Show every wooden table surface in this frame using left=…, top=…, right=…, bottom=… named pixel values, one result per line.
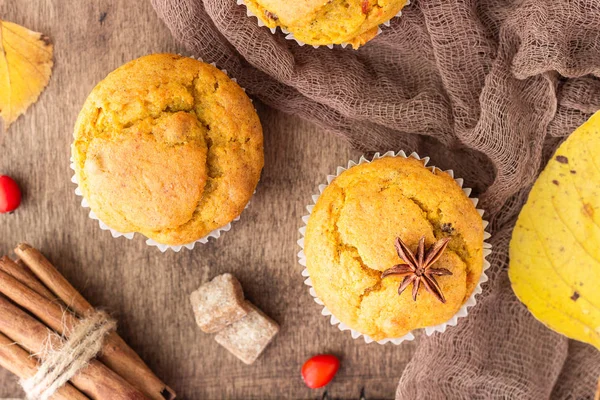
left=0, top=1, right=415, bottom=398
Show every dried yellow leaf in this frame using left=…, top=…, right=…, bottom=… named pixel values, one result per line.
left=0, top=20, right=53, bottom=131
left=509, top=110, right=600, bottom=349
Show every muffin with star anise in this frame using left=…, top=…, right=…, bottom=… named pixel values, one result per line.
left=301, top=154, right=487, bottom=341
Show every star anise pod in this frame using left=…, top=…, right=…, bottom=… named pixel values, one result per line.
left=381, top=236, right=453, bottom=303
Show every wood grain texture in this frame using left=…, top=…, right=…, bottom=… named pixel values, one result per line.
left=0, top=0, right=415, bottom=398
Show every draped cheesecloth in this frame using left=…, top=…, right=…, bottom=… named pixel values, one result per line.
left=150, top=0, right=600, bottom=397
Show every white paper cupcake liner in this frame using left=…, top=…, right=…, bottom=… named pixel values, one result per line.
left=297, top=151, right=492, bottom=344
left=236, top=0, right=410, bottom=49
left=70, top=56, right=255, bottom=252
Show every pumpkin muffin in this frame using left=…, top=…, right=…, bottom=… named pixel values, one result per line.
left=304, top=156, right=484, bottom=340
left=243, top=0, right=408, bottom=48
left=72, top=54, right=263, bottom=246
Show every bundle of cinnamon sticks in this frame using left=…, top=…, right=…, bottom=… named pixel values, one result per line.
left=0, top=243, right=176, bottom=400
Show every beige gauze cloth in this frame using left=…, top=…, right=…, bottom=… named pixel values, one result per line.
left=151, top=0, right=600, bottom=398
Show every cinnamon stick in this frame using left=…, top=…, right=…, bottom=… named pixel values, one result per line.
left=0, top=332, right=88, bottom=400
left=0, top=295, right=147, bottom=400
left=0, top=256, right=56, bottom=301
left=14, top=243, right=176, bottom=400
left=14, top=245, right=91, bottom=314
left=0, top=269, right=70, bottom=333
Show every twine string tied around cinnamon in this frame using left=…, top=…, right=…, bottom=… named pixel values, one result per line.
left=20, top=310, right=116, bottom=400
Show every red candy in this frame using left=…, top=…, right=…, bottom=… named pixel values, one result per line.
left=0, top=175, right=21, bottom=213
left=301, top=354, right=340, bottom=389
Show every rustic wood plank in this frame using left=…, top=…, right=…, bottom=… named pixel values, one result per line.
left=0, top=0, right=415, bottom=398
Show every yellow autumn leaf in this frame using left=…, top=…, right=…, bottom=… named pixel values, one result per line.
left=509, top=110, right=600, bottom=349
left=0, top=20, right=53, bottom=131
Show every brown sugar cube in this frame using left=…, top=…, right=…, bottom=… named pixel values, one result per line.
left=190, top=273, right=249, bottom=333
left=215, top=302, right=279, bottom=365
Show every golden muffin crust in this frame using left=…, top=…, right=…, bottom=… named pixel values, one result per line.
left=304, top=157, right=484, bottom=340
left=72, top=54, right=263, bottom=245
left=244, top=0, right=407, bottom=48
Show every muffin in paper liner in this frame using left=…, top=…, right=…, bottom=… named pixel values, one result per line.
left=70, top=56, right=257, bottom=253
left=236, top=0, right=410, bottom=49
left=297, top=151, right=492, bottom=344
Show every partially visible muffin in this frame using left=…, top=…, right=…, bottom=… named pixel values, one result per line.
left=244, top=0, right=408, bottom=48
left=304, top=156, right=484, bottom=340
left=72, top=54, right=263, bottom=246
